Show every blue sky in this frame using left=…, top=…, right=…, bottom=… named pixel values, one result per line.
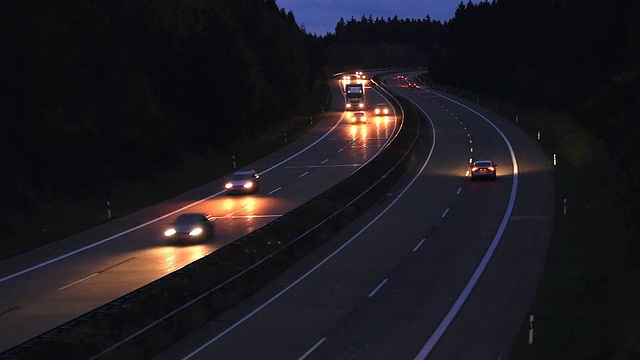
left=275, top=0, right=480, bottom=35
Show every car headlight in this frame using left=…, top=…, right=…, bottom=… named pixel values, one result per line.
left=164, top=228, right=176, bottom=237
left=358, top=103, right=364, bottom=108
left=189, top=227, right=203, bottom=236
left=384, top=109, right=389, bottom=114
left=225, top=183, right=233, bottom=189
left=243, top=182, right=253, bottom=189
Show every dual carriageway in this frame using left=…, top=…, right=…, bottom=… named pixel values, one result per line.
left=0, top=71, right=553, bottom=359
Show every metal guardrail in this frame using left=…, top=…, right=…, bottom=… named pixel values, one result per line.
left=0, top=78, right=429, bottom=360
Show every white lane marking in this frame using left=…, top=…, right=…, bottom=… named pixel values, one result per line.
left=181, top=89, right=436, bottom=360
left=300, top=171, right=310, bottom=178
left=338, top=148, right=344, bottom=152
left=0, top=103, right=351, bottom=284
left=305, top=164, right=362, bottom=168
left=469, top=158, right=473, bottom=163
left=322, top=159, right=329, bottom=164
left=470, top=147, right=474, bottom=153
left=441, top=208, right=449, bottom=218
left=268, top=187, right=282, bottom=195
left=412, top=238, right=427, bottom=252
left=414, top=90, right=519, bottom=360
left=58, top=273, right=99, bottom=291
left=457, top=187, right=462, bottom=195
left=227, top=215, right=282, bottom=219
left=368, top=278, right=389, bottom=298
left=465, top=170, right=470, bottom=177
left=299, top=337, right=327, bottom=360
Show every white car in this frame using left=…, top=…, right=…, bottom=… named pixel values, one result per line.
left=470, top=160, right=497, bottom=181
left=349, top=112, right=368, bottom=123
left=224, top=170, right=260, bottom=193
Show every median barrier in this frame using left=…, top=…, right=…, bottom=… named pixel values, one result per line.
left=0, top=80, right=430, bottom=360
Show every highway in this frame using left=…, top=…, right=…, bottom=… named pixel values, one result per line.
left=0, top=75, right=399, bottom=353
left=153, top=73, right=554, bottom=359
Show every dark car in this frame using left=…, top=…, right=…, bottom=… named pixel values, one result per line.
left=164, top=213, right=215, bottom=241
left=470, top=160, right=498, bottom=181
left=374, top=103, right=390, bottom=116
left=224, top=170, right=260, bottom=194
left=407, top=82, right=418, bottom=88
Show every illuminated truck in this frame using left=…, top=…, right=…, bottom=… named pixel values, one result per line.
left=345, top=83, right=365, bottom=110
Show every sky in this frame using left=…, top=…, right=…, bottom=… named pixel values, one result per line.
left=276, top=0, right=480, bottom=36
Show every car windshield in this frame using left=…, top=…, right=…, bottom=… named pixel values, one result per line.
left=175, top=214, right=204, bottom=225
left=231, top=172, right=253, bottom=180
left=475, top=161, right=493, bottom=167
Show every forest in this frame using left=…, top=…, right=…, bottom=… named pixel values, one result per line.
left=1, top=0, right=639, bottom=357
left=0, top=0, right=319, bottom=222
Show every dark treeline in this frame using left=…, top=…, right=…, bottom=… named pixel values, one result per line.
left=430, top=0, right=640, bottom=216
left=324, top=0, right=640, bottom=217
left=0, top=0, right=321, bottom=219
left=324, top=15, right=444, bottom=70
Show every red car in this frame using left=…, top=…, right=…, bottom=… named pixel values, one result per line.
left=407, top=82, right=418, bottom=88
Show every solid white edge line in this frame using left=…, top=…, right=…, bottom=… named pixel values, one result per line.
left=300, top=171, right=310, bottom=177
left=0, top=92, right=352, bottom=284
left=181, top=84, right=438, bottom=360
left=268, top=187, right=282, bottom=195
left=413, top=89, right=519, bottom=360
left=368, top=278, right=389, bottom=298
left=441, top=208, right=449, bottom=218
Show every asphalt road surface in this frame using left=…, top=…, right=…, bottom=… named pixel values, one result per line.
left=0, top=75, right=399, bottom=353
left=154, top=73, right=553, bottom=360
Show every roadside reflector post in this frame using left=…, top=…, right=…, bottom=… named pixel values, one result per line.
left=232, top=155, right=237, bottom=170
left=107, top=201, right=112, bottom=220
left=284, top=132, right=288, bottom=143
left=564, top=198, right=567, bottom=215
left=528, top=314, right=535, bottom=345
left=515, top=115, right=519, bottom=123
left=553, top=153, right=557, bottom=166
left=310, top=116, right=313, bottom=125
left=537, top=131, right=541, bottom=140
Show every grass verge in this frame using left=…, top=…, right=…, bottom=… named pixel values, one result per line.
left=428, top=83, right=640, bottom=359
left=0, top=82, right=331, bottom=261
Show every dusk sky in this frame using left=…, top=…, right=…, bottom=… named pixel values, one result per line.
left=276, top=0, right=481, bottom=36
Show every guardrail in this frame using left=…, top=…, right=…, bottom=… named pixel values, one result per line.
left=0, top=77, right=430, bottom=360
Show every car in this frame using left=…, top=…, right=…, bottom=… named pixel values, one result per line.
left=470, top=160, right=498, bottom=180
left=349, top=111, right=368, bottom=123
left=407, top=82, right=418, bottom=88
left=396, top=75, right=406, bottom=79
left=164, top=213, right=215, bottom=241
left=224, top=170, right=260, bottom=193
left=374, top=103, right=390, bottom=116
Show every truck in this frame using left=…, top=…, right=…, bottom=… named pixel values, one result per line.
left=345, top=83, right=365, bottom=110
